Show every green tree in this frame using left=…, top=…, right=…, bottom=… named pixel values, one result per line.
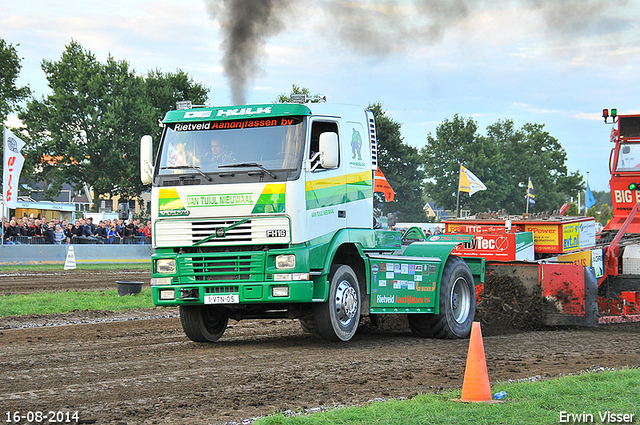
left=516, top=123, right=583, bottom=212
left=422, top=116, right=583, bottom=215
left=592, top=190, right=611, bottom=208
left=598, top=203, right=612, bottom=226
left=566, top=202, right=579, bottom=216
left=0, top=39, right=31, bottom=165
left=0, top=39, right=31, bottom=124
left=421, top=115, right=497, bottom=214
left=144, top=68, right=209, bottom=143
left=20, top=41, right=149, bottom=207
left=274, top=84, right=322, bottom=103
left=19, top=41, right=209, bottom=208
left=369, top=103, right=426, bottom=222
left=587, top=205, right=597, bottom=218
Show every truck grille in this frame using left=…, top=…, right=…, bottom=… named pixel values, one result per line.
left=205, top=286, right=239, bottom=294
left=193, top=219, right=253, bottom=243
left=155, top=216, right=290, bottom=247
left=180, top=252, right=264, bottom=283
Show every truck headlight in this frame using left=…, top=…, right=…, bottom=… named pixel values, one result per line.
left=275, top=254, right=295, bottom=269
left=272, top=286, right=289, bottom=297
left=156, top=259, right=176, bottom=274
left=159, top=289, right=175, bottom=300
left=151, top=277, right=172, bottom=286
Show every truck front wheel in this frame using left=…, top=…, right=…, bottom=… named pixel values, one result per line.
left=408, top=256, right=475, bottom=339
left=313, top=264, right=361, bottom=342
left=180, top=305, right=229, bottom=342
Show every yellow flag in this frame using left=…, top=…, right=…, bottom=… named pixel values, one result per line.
left=459, top=165, right=487, bottom=196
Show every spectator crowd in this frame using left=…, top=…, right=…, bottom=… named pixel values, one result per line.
left=1, top=216, right=152, bottom=245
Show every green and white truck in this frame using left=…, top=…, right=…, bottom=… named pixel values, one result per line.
left=140, top=97, right=483, bottom=342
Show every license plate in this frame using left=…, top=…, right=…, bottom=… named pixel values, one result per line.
left=204, top=294, right=239, bottom=304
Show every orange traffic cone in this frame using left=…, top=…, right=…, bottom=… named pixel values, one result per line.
left=458, top=322, right=495, bottom=403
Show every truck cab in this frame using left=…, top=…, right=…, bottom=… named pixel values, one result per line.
left=141, top=99, right=477, bottom=342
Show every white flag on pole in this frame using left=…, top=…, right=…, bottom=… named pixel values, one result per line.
left=458, top=165, right=487, bottom=196
left=3, top=127, right=26, bottom=209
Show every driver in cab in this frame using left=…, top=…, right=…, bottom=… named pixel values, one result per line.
left=207, top=137, right=237, bottom=167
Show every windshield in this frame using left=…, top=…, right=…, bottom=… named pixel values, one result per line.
left=616, top=143, right=640, bottom=172
left=157, top=116, right=306, bottom=177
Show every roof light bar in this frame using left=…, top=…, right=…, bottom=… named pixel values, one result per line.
left=176, top=101, right=192, bottom=110
left=289, top=94, right=328, bottom=104
left=176, top=101, right=213, bottom=110
left=290, top=94, right=306, bottom=104
left=603, top=108, right=618, bottom=123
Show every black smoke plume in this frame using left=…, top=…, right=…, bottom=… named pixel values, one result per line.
left=205, top=0, right=292, bottom=105
left=206, top=0, right=628, bottom=104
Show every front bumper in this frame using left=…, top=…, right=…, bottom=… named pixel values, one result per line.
left=152, top=280, right=315, bottom=306
left=150, top=246, right=322, bottom=306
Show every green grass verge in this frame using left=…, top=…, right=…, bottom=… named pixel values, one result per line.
left=256, top=368, right=640, bottom=425
left=0, top=289, right=155, bottom=316
left=0, top=263, right=151, bottom=272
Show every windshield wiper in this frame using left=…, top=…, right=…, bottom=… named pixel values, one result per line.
left=218, top=162, right=277, bottom=179
left=162, top=165, right=212, bottom=182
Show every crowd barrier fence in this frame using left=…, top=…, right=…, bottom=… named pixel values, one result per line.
left=0, top=243, right=154, bottom=265
left=8, top=235, right=151, bottom=245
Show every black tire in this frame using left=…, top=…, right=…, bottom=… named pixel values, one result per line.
left=299, top=316, right=318, bottom=334
left=408, top=256, right=475, bottom=339
left=312, top=264, right=361, bottom=342
left=180, top=305, right=229, bottom=342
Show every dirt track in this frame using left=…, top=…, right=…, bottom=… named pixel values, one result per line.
left=0, top=270, right=151, bottom=295
left=1, top=270, right=639, bottom=425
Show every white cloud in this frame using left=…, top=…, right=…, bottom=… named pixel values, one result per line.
left=573, top=112, right=604, bottom=121
left=4, top=115, right=23, bottom=129
left=512, top=103, right=562, bottom=115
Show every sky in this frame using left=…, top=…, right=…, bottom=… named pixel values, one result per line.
left=3, top=0, right=640, bottom=194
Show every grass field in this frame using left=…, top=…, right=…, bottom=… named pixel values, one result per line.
left=0, top=263, right=153, bottom=316
left=0, top=289, right=155, bottom=316
left=255, top=368, right=639, bottom=425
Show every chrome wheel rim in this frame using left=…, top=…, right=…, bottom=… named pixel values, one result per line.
left=335, top=280, right=358, bottom=326
left=451, top=277, right=471, bottom=324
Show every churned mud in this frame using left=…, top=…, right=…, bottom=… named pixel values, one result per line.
left=1, top=270, right=639, bottom=424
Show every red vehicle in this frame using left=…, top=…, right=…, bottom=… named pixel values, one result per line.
left=603, top=109, right=640, bottom=233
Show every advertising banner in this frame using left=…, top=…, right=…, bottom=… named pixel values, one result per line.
left=369, top=258, right=439, bottom=313
left=3, top=127, right=26, bottom=209
left=558, top=248, right=603, bottom=279
left=525, top=224, right=560, bottom=253
left=451, top=232, right=535, bottom=262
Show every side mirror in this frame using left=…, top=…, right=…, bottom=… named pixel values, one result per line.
left=319, top=132, right=339, bottom=169
left=140, top=135, right=154, bottom=184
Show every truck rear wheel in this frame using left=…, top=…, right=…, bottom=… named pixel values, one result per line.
left=180, top=305, right=229, bottom=342
left=408, top=256, right=475, bottom=339
left=312, top=264, right=361, bottom=342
